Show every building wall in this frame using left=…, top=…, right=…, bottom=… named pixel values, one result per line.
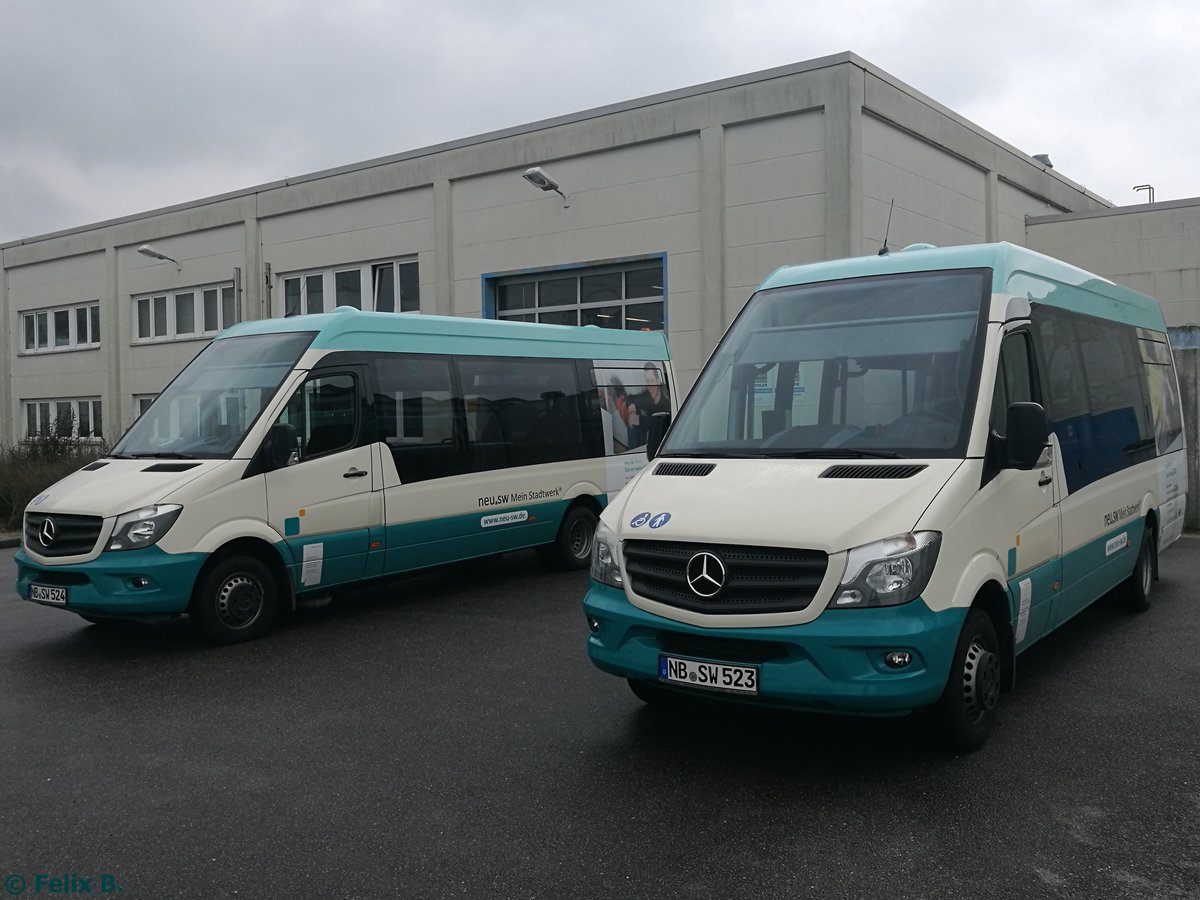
left=1027, top=200, right=1200, bottom=328
left=1028, top=200, right=1200, bottom=527
left=0, top=52, right=1108, bottom=447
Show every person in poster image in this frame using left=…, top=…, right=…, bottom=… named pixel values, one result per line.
left=626, top=362, right=670, bottom=447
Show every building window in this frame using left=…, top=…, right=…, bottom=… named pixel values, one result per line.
left=134, top=283, right=236, bottom=343
left=134, top=395, right=158, bottom=418
left=279, top=259, right=419, bottom=317
left=21, top=302, right=101, bottom=353
left=23, top=398, right=103, bottom=440
left=489, top=258, right=665, bottom=331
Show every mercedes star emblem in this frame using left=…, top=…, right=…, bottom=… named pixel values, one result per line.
left=39, top=518, right=56, bottom=547
left=686, top=551, right=726, bottom=598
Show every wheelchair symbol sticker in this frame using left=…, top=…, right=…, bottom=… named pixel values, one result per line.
left=630, top=512, right=652, bottom=528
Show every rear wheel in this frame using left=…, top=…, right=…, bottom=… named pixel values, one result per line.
left=936, top=608, right=1002, bottom=752
left=539, top=505, right=598, bottom=570
left=190, top=554, right=278, bottom=644
left=1124, top=527, right=1156, bottom=613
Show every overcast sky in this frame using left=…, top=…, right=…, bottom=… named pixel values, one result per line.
left=2, top=0, right=1197, bottom=244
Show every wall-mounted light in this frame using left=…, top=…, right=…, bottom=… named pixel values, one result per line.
left=522, top=166, right=570, bottom=208
left=137, top=244, right=181, bottom=272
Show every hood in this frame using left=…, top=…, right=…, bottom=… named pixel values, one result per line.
left=25, top=459, right=237, bottom=519
left=604, top=457, right=962, bottom=553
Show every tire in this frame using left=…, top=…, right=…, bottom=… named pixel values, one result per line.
left=936, top=608, right=1003, bottom=753
left=540, top=505, right=598, bottom=570
left=190, top=554, right=278, bottom=644
left=1124, top=527, right=1156, bottom=613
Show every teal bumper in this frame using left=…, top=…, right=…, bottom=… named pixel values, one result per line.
left=584, top=583, right=968, bottom=715
left=16, top=546, right=207, bottom=618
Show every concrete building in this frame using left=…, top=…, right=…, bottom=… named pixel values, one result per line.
left=3, top=50, right=1199, bottom=520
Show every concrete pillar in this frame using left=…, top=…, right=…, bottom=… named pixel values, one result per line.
left=825, top=64, right=864, bottom=260
left=0, top=254, right=11, bottom=443
left=104, top=245, right=124, bottom=435
left=433, top=177, right=453, bottom=316
left=985, top=172, right=1000, bottom=242
left=243, top=207, right=263, bottom=321
left=699, top=124, right=726, bottom=351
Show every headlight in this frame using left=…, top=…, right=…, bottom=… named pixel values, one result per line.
left=107, top=504, right=183, bottom=551
left=832, top=532, right=941, bottom=608
left=590, top=520, right=623, bottom=589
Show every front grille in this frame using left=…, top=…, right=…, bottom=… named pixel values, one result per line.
left=24, top=512, right=103, bottom=557
left=625, top=540, right=828, bottom=614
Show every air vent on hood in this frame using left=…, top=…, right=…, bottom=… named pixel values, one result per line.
left=142, top=463, right=201, bottom=473
left=654, top=462, right=716, bottom=477
left=82, top=462, right=109, bottom=471
left=820, top=464, right=927, bottom=479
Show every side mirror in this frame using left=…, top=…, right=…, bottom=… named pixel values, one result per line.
left=646, top=412, right=672, bottom=461
left=264, top=423, right=299, bottom=470
left=1006, top=402, right=1049, bottom=470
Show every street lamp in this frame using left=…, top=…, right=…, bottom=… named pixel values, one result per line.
left=522, top=167, right=570, bottom=208
left=137, top=244, right=181, bottom=271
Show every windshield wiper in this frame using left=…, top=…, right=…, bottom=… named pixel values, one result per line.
left=756, top=448, right=907, bottom=459
left=127, top=452, right=196, bottom=459
left=657, top=451, right=759, bottom=459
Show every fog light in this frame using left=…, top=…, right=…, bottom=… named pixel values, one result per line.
left=884, top=650, right=912, bottom=669
left=130, top=576, right=151, bottom=589
left=586, top=615, right=601, bottom=634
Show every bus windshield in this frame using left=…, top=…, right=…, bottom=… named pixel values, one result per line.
left=112, top=332, right=316, bottom=460
left=660, top=269, right=989, bottom=459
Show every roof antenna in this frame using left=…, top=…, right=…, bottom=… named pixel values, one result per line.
left=878, top=199, right=894, bottom=256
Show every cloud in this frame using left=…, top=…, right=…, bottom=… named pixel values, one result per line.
left=2, top=0, right=1199, bottom=242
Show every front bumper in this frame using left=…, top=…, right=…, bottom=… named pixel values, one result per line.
left=584, top=582, right=967, bottom=715
left=16, top=546, right=207, bottom=617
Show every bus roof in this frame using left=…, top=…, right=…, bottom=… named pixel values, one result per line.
left=217, top=307, right=671, bottom=360
left=758, top=242, right=1167, bottom=332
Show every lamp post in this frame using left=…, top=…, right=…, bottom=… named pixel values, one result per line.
left=137, top=244, right=181, bottom=271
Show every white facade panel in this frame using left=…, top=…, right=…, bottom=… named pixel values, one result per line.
left=863, top=116, right=987, bottom=250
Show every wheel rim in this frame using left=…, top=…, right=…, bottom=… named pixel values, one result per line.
left=215, top=573, right=264, bottom=630
left=1140, top=543, right=1153, bottom=597
left=567, top=517, right=594, bottom=560
left=961, top=637, right=1001, bottom=725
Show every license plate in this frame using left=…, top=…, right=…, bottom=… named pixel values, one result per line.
left=659, top=655, right=758, bottom=695
left=29, top=584, right=68, bottom=606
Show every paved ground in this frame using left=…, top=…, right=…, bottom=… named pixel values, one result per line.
left=1, top=542, right=1198, bottom=899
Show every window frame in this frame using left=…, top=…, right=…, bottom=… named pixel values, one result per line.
left=21, top=301, right=102, bottom=354
left=279, top=259, right=420, bottom=317
left=22, top=397, right=104, bottom=441
left=133, top=283, right=237, bottom=344
left=487, top=257, right=666, bottom=332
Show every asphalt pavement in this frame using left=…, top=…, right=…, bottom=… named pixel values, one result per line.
left=1, top=542, right=1198, bottom=899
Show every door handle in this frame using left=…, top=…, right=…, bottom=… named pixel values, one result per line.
left=343, top=468, right=368, bottom=479
left=1038, top=473, right=1052, bottom=486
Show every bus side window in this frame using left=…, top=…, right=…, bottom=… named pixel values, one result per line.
left=372, top=355, right=468, bottom=483
left=274, top=373, right=359, bottom=461
left=993, top=333, right=1034, bottom=438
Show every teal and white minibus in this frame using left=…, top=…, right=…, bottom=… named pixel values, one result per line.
left=584, top=243, right=1186, bottom=750
left=17, top=308, right=674, bottom=642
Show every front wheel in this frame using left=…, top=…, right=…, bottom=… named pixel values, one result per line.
left=190, top=554, right=278, bottom=644
left=1124, top=527, right=1156, bottom=612
left=935, top=608, right=1003, bottom=753
left=539, top=505, right=598, bottom=570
